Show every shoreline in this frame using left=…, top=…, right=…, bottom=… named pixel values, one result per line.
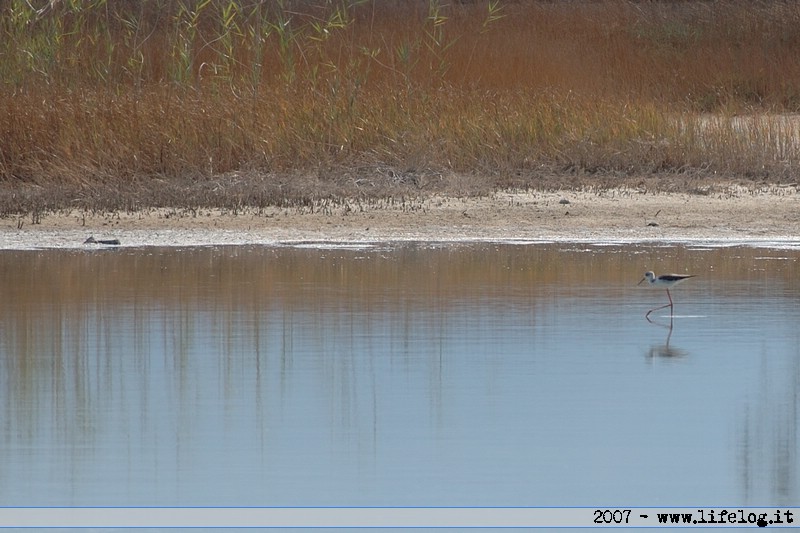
left=1, top=189, right=798, bottom=250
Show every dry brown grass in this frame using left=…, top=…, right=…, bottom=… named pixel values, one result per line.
left=1, top=0, right=800, bottom=216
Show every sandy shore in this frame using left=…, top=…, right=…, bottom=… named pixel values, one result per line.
left=1, top=187, right=799, bottom=249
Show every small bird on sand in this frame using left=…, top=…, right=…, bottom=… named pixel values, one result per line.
left=638, top=271, right=696, bottom=319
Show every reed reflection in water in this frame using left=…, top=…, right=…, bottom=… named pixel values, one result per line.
left=0, top=243, right=797, bottom=507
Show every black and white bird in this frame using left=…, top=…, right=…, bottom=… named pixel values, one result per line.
left=638, top=271, right=696, bottom=318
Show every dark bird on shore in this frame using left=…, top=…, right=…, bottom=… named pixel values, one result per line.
left=84, top=236, right=121, bottom=246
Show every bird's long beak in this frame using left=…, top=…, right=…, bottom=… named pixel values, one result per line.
left=637, top=277, right=646, bottom=286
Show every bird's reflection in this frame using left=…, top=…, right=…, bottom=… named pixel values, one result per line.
left=646, top=315, right=688, bottom=359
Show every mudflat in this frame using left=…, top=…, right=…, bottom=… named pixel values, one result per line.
left=2, top=186, right=798, bottom=249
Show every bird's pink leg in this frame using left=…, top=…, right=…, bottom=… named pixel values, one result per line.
left=645, top=289, right=674, bottom=320
left=645, top=302, right=672, bottom=319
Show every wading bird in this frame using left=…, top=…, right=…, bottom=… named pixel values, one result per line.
left=638, top=271, right=696, bottom=319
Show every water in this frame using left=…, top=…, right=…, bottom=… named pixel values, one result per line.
left=0, top=243, right=798, bottom=511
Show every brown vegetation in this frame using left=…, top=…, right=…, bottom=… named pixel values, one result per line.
left=1, top=0, right=799, bottom=216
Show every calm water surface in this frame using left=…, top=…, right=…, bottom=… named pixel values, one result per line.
left=0, top=243, right=798, bottom=508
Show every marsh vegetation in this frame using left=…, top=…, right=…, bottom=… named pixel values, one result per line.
left=1, top=0, right=799, bottom=216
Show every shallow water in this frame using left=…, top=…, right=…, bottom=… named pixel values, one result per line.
left=0, top=243, right=798, bottom=509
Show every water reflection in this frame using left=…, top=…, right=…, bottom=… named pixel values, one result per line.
left=646, top=317, right=688, bottom=360
left=738, top=330, right=800, bottom=503
left=0, top=243, right=797, bottom=507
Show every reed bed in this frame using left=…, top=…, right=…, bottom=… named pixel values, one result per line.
left=1, top=0, right=800, bottom=215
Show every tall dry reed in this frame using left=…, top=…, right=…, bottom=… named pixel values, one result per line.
left=1, top=0, right=800, bottom=213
